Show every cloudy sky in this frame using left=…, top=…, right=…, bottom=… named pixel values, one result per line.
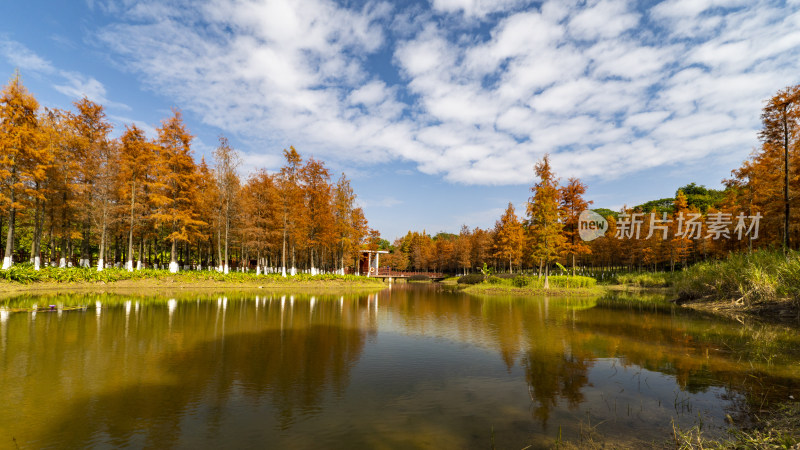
left=2, top=0, right=799, bottom=240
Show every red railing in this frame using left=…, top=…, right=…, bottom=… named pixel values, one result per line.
left=373, top=269, right=445, bottom=278
left=343, top=267, right=445, bottom=278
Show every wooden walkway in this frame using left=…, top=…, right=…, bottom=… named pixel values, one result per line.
left=367, top=270, right=447, bottom=282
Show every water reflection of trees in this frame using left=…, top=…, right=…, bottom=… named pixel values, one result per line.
left=570, top=293, right=800, bottom=402
left=387, top=286, right=800, bottom=425
left=388, top=287, right=597, bottom=426
left=0, top=293, right=377, bottom=448
left=3, top=287, right=799, bottom=446
left=522, top=347, right=590, bottom=425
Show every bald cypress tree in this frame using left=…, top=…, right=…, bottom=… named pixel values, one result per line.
left=212, top=136, right=240, bottom=273
left=759, top=85, right=800, bottom=252
left=0, top=73, right=40, bottom=270
left=492, top=202, right=524, bottom=273
left=151, top=110, right=203, bottom=273
left=527, top=155, right=565, bottom=289
left=119, top=124, right=155, bottom=271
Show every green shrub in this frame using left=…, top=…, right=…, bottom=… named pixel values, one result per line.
left=612, top=272, right=675, bottom=287
left=512, top=275, right=529, bottom=287
left=0, top=264, right=42, bottom=283
left=525, top=275, right=597, bottom=289
left=407, top=274, right=430, bottom=281
left=0, top=265, right=379, bottom=285
left=487, top=275, right=503, bottom=284
left=546, top=275, right=596, bottom=288
left=457, top=273, right=485, bottom=285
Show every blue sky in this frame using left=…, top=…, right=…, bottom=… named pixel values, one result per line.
left=2, top=0, right=799, bottom=241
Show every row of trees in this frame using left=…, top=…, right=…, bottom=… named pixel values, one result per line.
left=383, top=84, right=800, bottom=281
left=0, top=73, right=374, bottom=274
left=382, top=181, right=730, bottom=277
left=381, top=156, right=597, bottom=286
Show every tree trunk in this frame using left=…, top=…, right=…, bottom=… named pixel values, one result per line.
left=127, top=182, right=136, bottom=271
left=281, top=224, right=287, bottom=277
left=216, top=222, right=223, bottom=272
left=572, top=253, right=576, bottom=277
left=208, top=235, right=214, bottom=269
left=47, top=206, right=54, bottom=266
left=169, top=238, right=179, bottom=273
left=30, top=189, right=43, bottom=270
left=97, top=216, right=107, bottom=271
left=67, top=234, right=74, bottom=267
left=224, top=214, right=229, bottom=274
left=137, top=238, right=143, bottom=270
left=783, top=104, right=790, bottom=253
left=3, top=167, right=16, bottom=270
left=291, top=245, right=296, bottom=276
left=340, top=240, right=346, bottom=275
left=81, top=212, right=91, bottom=267
left=60, top=192, right=68, bottom=267
left=544, top=263, right=550, bottom=289
left=3, top=205, right=15, bottom=270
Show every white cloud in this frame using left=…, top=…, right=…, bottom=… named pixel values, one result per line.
left=107, top=115, right=157, bottom=139
left=0, top=38, right=130, bottom=110
left=431, top=0, right=529, bottom=18
left=92, top=0, right=800, bottom=186
left=240, top=151, right=283, bottom=176
left=0, top=39, right=54, bottom=73
left=568, top=0, right=639, bottom=41
left=360, top=196, right=403, bottom=208
left=54, top=71, right=129, bottom=110
left=651, top=0, right=749, bottom=21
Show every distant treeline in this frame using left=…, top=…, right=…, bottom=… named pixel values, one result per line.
left=383, top=84, right=800, bottom=275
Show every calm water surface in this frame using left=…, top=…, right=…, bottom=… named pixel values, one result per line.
left=1, top=284, right=798, bottom=448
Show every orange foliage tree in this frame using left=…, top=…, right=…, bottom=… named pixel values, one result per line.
left=560, top=177, right=591, bottom=275
left=0, top=73, right=41, bottom=269
left=493, top=202, right=524, bottom=273
left=527, top=155, right=565, bottom=288
left=151, top=110, right=203, bottom=272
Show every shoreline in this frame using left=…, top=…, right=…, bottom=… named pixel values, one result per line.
left=676, top=297, right=800, bottom=322
left=461, top=283, right=603, bottom=297
left=461, top=281, right=800, bottom=323
left=4, top=273, right=799, bottom=323
left=0, top=276, right=387, bottom=299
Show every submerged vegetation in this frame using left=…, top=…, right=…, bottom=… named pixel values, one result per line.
left=670, top=402, right=800, bottom=449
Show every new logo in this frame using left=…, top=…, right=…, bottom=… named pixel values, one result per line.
left=578, top=210, right=608, bottom=241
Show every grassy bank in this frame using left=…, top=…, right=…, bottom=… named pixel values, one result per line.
left=461, top=274, right=602, bottom=296
left=604, top=271, right=678, bottom=288
left=669, top=401, right=800, bottom=449
left=552, top=401, right=800, bottom=449
left=674, top=250, right=800, bottom=318
left=0, top=264, right=386, bottom=293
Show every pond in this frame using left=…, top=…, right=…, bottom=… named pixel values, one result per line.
left=1, top=283, right=798, bottom=448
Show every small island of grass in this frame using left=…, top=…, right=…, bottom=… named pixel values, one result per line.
left=457, top=273, right=603, bottom=297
